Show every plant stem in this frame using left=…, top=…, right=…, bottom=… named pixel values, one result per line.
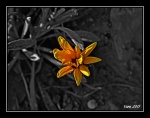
left=19, top=63, right=31, bottom=105
left=30, top=61, right=38, bottom=110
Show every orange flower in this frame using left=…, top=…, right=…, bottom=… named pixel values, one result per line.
left=53, top=36, right=102, bottom=86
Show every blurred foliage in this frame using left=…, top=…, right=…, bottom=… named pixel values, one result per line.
left=7, top=7, right=143, bottom=111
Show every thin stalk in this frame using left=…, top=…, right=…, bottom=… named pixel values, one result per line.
left=18, top=63, right=31, bottom=105
left=29, top=44, right=38, bottom=110
left=29, top=61, right=38, bottom=110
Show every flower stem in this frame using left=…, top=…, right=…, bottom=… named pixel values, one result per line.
left=18, top=63, right=31, bottom=106
left=30, top=61, right=38, bottom=110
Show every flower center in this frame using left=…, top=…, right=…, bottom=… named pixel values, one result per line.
left=71, top=58, right=78, bottom=69
left=72, top=58, right=76, bottom=63
left=71, top=55, right=83, bottom=69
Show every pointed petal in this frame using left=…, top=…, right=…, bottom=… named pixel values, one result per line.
left=76, top=55, right=83, bottom=65
left=53, top=48, right=72, bottom=64
left=84, top=56, right=102, bottom=64
left=81, top=42, right=97, bottom=57
left=79, top=65, right=90, bottom=76
left=57, top=66, right=73, bottom=78
left=75, top=45, right=81, bottom=58
left=74, top=68, right=82, bottom=86
left=58, top=36, right=74, bottom=51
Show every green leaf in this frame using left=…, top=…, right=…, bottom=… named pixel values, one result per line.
left=8, top=38, right=36, bottom=50
left=75, top=30, right=101, bottom=42
left=53, top=27, right=84, bottom=50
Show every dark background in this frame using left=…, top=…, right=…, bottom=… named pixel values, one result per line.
left=7, top=7, right=143, bottom=111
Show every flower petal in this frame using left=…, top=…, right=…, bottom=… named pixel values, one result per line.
left=81, top=42, right=97, bottom=57
left=75, top=45, right=81, bottom=58
left=53, top=48, right=72, bottom=64
left=65, top=49, right=76, bottom=59
left=76, top=55, right=83, bottom=65
left=79, top=65, right=90, bottom=76
left=57, top=66, right=73, bottom=78
left=74, top=68, right=82, bottom=86
left=84, top=56, right=102, bottom=64
left=58, top=36, right=74, bottom=51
